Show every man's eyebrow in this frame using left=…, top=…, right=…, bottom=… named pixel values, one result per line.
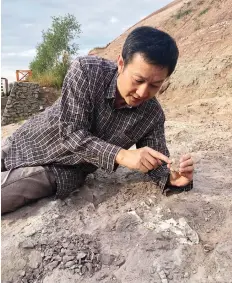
left=133, top=73, right=164, bottom=84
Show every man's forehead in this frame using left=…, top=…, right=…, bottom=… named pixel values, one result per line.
left=133, top=72, right=166, bottom=83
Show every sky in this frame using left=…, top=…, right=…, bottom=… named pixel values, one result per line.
left=1, top=0, right=172, bottom=82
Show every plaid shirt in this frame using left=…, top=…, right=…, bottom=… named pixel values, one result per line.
left=4, top=56, right=193, bottom=198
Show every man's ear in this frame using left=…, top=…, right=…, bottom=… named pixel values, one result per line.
left=117, top=54, right=124, bottom=74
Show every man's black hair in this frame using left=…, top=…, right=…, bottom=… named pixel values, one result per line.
left=122, top=26, right=179, bottom=76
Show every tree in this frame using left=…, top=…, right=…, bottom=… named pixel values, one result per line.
left=29, top=14, right=81, bottom=88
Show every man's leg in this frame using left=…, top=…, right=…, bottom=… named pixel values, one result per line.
left=1, top=166, right=56, bottom=214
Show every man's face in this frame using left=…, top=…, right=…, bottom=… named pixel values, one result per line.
left=117, top=53, right=169, bottom=107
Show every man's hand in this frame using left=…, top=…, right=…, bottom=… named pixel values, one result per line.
left=116, top=147, right=171, bottom=173
left=168, top=154, right=194, bottom=187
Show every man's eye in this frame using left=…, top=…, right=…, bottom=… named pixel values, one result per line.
left=135, top=79, right=144, bottom=84
left=151, top=85, right=159, bottom=88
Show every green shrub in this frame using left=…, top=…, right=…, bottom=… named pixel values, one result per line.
left=175, top=9, right=193, bottom=19
left=199, top=8, right=210, bottom=16
left=29, top=14, right=81, bottom=89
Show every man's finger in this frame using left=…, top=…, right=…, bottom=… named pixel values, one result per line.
left=180, top=153, right=192, bottom=162
left=139, top=164, right=149, bottom=173
left=146, top=147, right=171, bottom=164
left=180, top=159, right=193, bottom=168
left=141, top=158, right=156, bottom=171
left=179, top=165, right=194, bottom=173
left=144, top=154, right=161, bottom=168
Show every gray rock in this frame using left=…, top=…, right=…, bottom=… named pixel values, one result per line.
left=86, top=262, right=93, bottom=274
left=69, top=243, right=75, bottom=249
left=62, top=255, right=75, bottom=263
left=66, top=249, right=75, bottom=256
left=204, top=244, right=214, bottom=252
left=60, top=248, right=66, bottom=255
left=19, top=270, right=26, bottom=277
left=62, top=242, right=69, bottom=248
left=81, top=265, right=87, bottom=275
left=28, top=250, right=42, bottom=269
left=114, top=257, right=126, bottom=267
left=47, top=260, right=59, bottom=271
left=116, top=214, right=140, bottom=232
left=100, top=254, right=115, bottom=265
left=184, top=272, right=189, bottom=278
left=65, top=261, right=75, bottom=268
left=76, top=252, right=87, bottom=260
left=22, top=240, right=36, bottom=249
left=53, top=255, right=62, bottom=262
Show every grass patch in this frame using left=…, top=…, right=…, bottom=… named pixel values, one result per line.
left=199, top=8, right=210, bottom=16
left=29, top=62, right=69, bottom=89
left=175, top=9, right=193, bottom=19
left=29, top=71, right=63, bottom=89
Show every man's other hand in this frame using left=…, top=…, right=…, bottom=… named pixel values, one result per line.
left=168, top=153, right=194, bottom=187
left=116, top=147, right=171, bottom=173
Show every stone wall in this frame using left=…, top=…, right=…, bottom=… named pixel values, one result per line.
left=1, top=82, right=59, bottom=126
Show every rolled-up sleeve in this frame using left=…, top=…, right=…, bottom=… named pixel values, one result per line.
left=59, top=58, right=121, bottom=173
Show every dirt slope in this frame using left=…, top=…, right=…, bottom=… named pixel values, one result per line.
left=2, top=0, right=232, bottom=282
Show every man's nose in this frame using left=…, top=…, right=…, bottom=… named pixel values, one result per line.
left=136, top=84, right=149, bottom=99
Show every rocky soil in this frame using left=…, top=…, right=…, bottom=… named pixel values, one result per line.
left=2, top=0, right=232, bottom=282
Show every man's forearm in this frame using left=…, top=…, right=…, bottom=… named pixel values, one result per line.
left=60, top=129, right=122, bottom=173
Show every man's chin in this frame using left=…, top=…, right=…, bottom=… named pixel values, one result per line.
left=128, top=98, right=144, bottom=107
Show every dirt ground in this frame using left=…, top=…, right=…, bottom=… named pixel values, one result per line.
left=2, top=95, right=232, bottom=283
left=1, top=0, right=232, bottom=282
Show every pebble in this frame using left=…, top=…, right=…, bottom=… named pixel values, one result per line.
left=22, top=240, right=35, bottom=249
left=65, top=261, right=75, bottom=268
left=19, top=270, right=26, bottom=277
left=86, top=262, right=93, bottom=274
left=62, top=242, right=69, bottom=248
left=76, top=252, right=87, bottom=260
left=62, top=255, right=75, bottom=263
left=184, top=272, right=189, bottom=278
left=81, top=265, right=87, bottom=274
left=53, top=255, right=62, bottom=262
left=67, top=249, right=75, bottom=256
left=100, top=254, right=115, bottom=265
left=28, top=251, right=42, bottom=269
left=159, top=270, right=166, bottom=279
left=47, top=260, right=59, bottom=271
left=96, top=273, right=109, bottom=281
left=204, top=244, right=214, bottom=252
left=114, top=257, right=126, bottom=267
left=69, top=243, right=75, bottom=249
